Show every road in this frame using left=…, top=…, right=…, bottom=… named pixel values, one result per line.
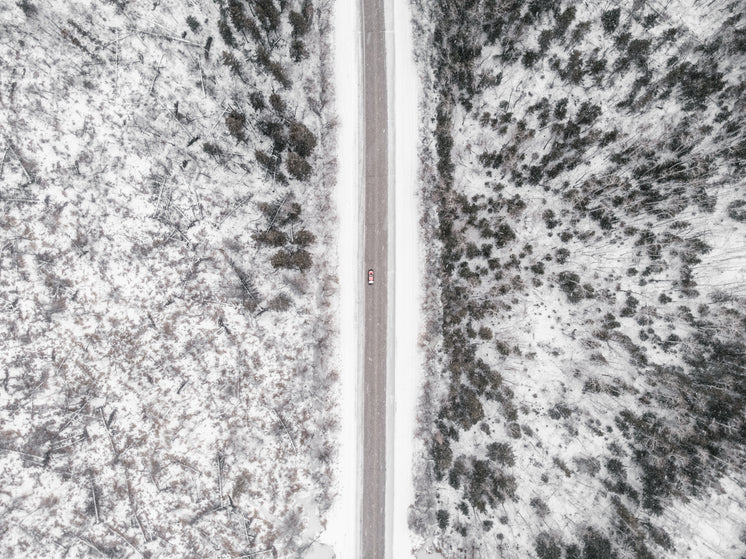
left=360, top=0, right=389, bottom=555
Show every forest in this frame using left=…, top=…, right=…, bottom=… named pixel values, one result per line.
left=410, top=0, right=746, bottom=557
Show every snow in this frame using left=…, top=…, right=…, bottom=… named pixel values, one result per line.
left=321, top=0, right=361, bottom=557
left=390, top=0, right=424, bottom=558
left=0, top=1, right=341, bottom=556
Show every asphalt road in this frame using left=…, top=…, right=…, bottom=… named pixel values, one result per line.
left=360, top=0, right=388, bottom=555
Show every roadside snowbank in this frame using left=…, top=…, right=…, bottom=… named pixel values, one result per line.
left=322, top=0, right=361, bottom=557
left=390, top=0, right=422, bottom=557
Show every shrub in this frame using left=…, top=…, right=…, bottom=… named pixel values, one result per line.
left=271, top=249, right=312, bottom=272
left=558, top=271, right=584, bottom=303
left=727, top=199, right=746, bottom=222
left=554, top=7, right=576, bottom=39
left=486, top=442, right=514, bottom=466
left=255, top=149, right=280, bottom=173
left=255, top=0, right=280, bottom=32
left=293, top=230, right=316, bottom=247
left=289, top=7, right=311, bottom=37
left=494, top=223, right=516, bottom=247
left=601, top=8, right=620, bottom=33
left=249, top=91, right=266, bottom=111
left=522, top=50, right=540, bottom=68
left=531, top=262, right=545, bottom=274
left=221, top=51, right=242, bottom=75
left=218, top=18, right=237, bottom=48
left=288, top=121, right=317, bottom=157
left=203, top=142, right=224, bottom=159
left=554, top=98, right=568, bottom=120
left=290, top=39, right=309, bottom=62
left=267, top=293, right=292, bottom=311
left=575, top=102, right=601, bottom=126
left=186, top=15, right=201, bottom=33
left=542, top=209, right=559, bottom=229
left=536, top=532, right=563, bottom=559
left=253, top=229, right=287, bottom=247
left=538, top=29, right=553, bottom=52
left=286, top=152, right=312, bottom=181
left=436, top=509, right=449, bottom=530
left=225, top=109, right=246, bottom=142
left=582, top=528, right=618, bottom=559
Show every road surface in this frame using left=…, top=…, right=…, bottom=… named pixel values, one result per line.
left=360, top=0, right=388, bottom=556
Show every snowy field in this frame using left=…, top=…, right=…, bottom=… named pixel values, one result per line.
left=0, top=1, right=340, bottom=557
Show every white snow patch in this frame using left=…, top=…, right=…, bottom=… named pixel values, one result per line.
left=390, top=0, right=423, bottom=557
left=321, top=0, right=361, bottom=557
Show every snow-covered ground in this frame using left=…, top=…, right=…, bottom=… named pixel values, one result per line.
left=323, top=0, right=361, bottom=557
left=390, top=0, right=423, bottom=558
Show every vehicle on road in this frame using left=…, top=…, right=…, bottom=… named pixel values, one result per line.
left=368, top=269, right=375, bottom=285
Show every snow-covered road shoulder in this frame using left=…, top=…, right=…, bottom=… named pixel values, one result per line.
left=390, top=0, right=423, bottom=557
left=323, top=0, right=361, bottom=557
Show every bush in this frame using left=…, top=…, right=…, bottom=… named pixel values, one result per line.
left=270, top=249, right=312, bottom=272
left=221, top=51, right=242, bottom=75
left=554, top=98, right=568, bottom=120
left=290, top=39, right=309, bottom=62
left=536, top=532, right=563, bottom=559
left=286, top=152, right=312, bottom=181
left=255, top=149, right=280, bottom=173
left=253, top=229, right=287, bottom=247
left=186, top=15, right=201, bottom=33
left=558, top=271, right=584, bottom=303
left=554, top=7, right=576, bottom=39
left=627, top=38, right=651, bottom=68
left=522, top=50, right=540, bottom=68
left=575, top=102, right=601, bottom=126
left=249, top=91, right=266, bottom=111
left=293, top=230, right=316, bottom=247
left=225, top=109, right=246, bottom=142
left=255, top=0, right=280, bottom=32
left=542, top=209, right=559, bottom=229
left=601, top=8, right=620, bottom=33
left=436, top=509, right=449, bottom=530
left=582, top=528, right=618, bottom=559
left=267, top=293, right=292, bottom=311
left=494, top=223, right=516, bottom=247
left=448, top=385, right=484, bottom=430
left=203, top=142, right=223, bottom=159
left=431, top=436, right=453, bottom=481
left=486, top=442, right=514, bottom=466
left=218, top=19, right=237, bottom=48
left=288, top=121, right=317, bottom=157
left=727, top=199, right=746, bottom=222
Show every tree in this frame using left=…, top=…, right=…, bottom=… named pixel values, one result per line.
left=286, top=152, right=312, bottom=181
left=271, top=249, right=312, bottom=272
left=225, top=109, right=246, bottom=142
left=601, top=8, right=620, bottom=34
left=288, top=121, right=317, bottom=157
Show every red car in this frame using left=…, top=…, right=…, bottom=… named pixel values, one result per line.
left=368, top=269, right=374, bottom=285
